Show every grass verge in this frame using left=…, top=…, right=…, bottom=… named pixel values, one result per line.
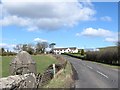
left=90, top=61, right=120, bottom=69
left=44, top=61, right=74, bottom=88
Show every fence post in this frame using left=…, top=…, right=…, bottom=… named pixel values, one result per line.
left=53, top=64, right=56, bottom=78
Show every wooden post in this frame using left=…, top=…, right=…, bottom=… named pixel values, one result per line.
left=53, top=64, right=56, bottom=78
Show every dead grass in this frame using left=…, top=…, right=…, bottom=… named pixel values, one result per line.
left=44, top=61, right=74, bottom=88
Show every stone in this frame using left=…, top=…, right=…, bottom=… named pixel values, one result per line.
left=9, top=51, right=37, bottom=75
left=0, top=73, right=37, bottom=89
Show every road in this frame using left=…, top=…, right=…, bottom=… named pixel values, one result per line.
left=62, top=55, right=119, bottom=88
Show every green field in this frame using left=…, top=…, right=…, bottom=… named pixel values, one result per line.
left=1, top=55, right=58, bottom=77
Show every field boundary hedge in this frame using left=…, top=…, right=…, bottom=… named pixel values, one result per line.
left=62, top=46, right=119, bottom=66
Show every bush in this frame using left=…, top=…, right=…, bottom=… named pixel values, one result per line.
left=85, top=47, right=119, bottom=65
left=81, top=49, right=85, bottom=55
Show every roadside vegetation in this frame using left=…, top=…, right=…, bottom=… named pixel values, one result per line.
left=85, top=46, right=119, bottom=65
left=44, top=58, right=74, bottom=88
left=64, top=46, right=119, bottom=66
left=2, top=55, right=58, bottom=77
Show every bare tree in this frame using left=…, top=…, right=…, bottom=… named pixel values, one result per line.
left=27, top=44, right=35, bottom=54
left=13, top=44, right=23, bottom=52
left=36, top=42, right=48, bottom=54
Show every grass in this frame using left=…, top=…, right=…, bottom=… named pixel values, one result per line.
left=2, top=56, right=14, bottom=77
left=32, top=55, right=58, bottom=74
left=1, top=54, right=58, bottom=77
left=44, top=61, right=74, bottom=88
left=90, top=61, right=120, bottom=69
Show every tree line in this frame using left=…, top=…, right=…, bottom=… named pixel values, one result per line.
left=0, top=42, right=56, bottom=56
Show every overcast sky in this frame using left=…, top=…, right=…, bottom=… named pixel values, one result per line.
left=0, top=0, right=119, bottom=50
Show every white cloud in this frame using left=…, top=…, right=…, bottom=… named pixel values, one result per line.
left=27, top=26, right=38, bottom=31
left=105, top=37, right=118, bottom=43
left=76, top=27, right=118, bottom=44
left=34, top=38, right=47, bottom=42
left=1, top=0, right=96, bottom=31
left=79, top=27, right=114, bottom=37
left=0, top=15, right=31, bottom=26
left=104, top=32, right=119, bottom=43
left=0, top=43, right=16, bottom=49
left=100, top=16, right=112, bottom=22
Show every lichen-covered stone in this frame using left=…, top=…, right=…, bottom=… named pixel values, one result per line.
left=9, top=51, right=37, bottom=75
left=0, top=73, right=37, bottom=89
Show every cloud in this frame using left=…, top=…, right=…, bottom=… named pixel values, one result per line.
left=1, top=0, right=96, bottom=31
left=34, top=38, right=47, bottom=42
left=76, top=27, right=118, bottom=44
left=105, top=37, right=118, bottom=43
left=0, top=43, right=16, bottom=49
left=79, top=27, right=114, bottom=37
left=100, top=16, right=112, bottom=22
left=104, top=32, right=119, bottom=43
left=0, top=15, right=31, bottom=26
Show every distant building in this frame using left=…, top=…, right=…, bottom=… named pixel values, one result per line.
left=53, top=47, right=78, bottom=54
left=84, top=48, right=100, bottom=52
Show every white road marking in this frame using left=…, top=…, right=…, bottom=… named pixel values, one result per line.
left=87, top=65, right=93, bottom=69
left=97, top=71, right=108, bottom=78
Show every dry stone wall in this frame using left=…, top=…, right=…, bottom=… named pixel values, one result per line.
left=0, top=51, right=67, bottom=89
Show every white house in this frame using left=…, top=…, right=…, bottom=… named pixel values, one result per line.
left=53, top=47, right=78, bottom=54
left=84, top=48, right=100, bottom=52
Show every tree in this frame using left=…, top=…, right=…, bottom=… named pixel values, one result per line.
left=41, top=42, right=48, bottom=53
left=0, top=48, right=7, bottom=56
left=0, top=48, right=5, bottom=56
left=22, top=44, right=28, bottom=51
left=81, top=49, right=85, bottom=56
left=13, top=44, right=23, bottom=52
left=13, top=44, right=35, bottom=55
left=49, top=43, right=56, bottom=49
left=1, top=48, right=5, bottom=53
left=36, top=42, right=48, bottom=54
left=49, top=43, right=56, bottom=54
left=36, top=42, right=42, bottom=54
left=27, top=44, right=34, bottom=54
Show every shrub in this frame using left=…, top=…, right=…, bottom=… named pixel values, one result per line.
left=81, top=49, right=85, bottom=55
left=85, top=47, right=118, bottom=65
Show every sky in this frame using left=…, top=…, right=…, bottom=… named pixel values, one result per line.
left=0, top=0, right=119, bottom=51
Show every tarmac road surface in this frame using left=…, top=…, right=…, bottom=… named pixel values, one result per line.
left=62, top=55, right=119, bottom=88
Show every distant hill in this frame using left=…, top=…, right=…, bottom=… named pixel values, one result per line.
left=98, top=46, right=118, bottom=51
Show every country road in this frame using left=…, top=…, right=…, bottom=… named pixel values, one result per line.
left=62, top=55, right=119, bottom=88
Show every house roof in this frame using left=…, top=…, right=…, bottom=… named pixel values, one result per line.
left=53, top=47, right=77, bottom=50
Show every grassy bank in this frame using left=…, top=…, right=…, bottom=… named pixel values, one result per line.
left=90, top=61, right=120, bottom=69
left=1, top=55, right=58, bottom=77
left=44, top=61, right=74, bottom=88
left=62, top=53, right=85, bottom=60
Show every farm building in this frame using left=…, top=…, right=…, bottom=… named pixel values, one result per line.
left=53, top=47, right=78, bottom=54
